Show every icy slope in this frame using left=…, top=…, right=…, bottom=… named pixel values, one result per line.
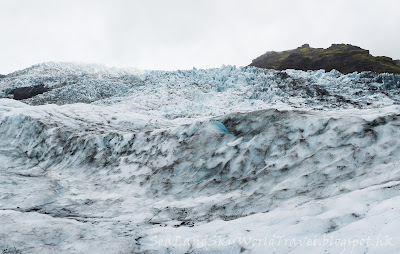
left=0, top=63, right=399, bottom=253
left=0, top=62, right=142, bottom=104
left=1, top=63, right=400, bottom=116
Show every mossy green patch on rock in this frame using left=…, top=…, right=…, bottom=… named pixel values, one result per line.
left=250, top=44, right=400, bottom=74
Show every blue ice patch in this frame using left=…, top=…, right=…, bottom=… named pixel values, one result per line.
left=210, top=121, right=230, bottom=134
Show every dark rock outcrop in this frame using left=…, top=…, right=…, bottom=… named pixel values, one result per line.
left=12, top=84, right=50, bottom=100
left=250, top=44, right=400, bottom=74
left=0, top=74, right=5, bottom=78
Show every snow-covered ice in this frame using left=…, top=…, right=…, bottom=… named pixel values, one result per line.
left=0, top=63, right=399, bottom=253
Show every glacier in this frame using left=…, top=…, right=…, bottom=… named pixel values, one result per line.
left=0, top=63, right=399, bottom=253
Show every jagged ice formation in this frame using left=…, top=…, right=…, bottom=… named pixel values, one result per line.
left=0, top=63, right=400, bottom=253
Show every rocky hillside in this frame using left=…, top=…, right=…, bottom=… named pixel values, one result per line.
left=250, top=44, right=400, bottom=74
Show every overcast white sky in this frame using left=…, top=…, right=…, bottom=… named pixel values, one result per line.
left=0, top=0, right=399, bottom=74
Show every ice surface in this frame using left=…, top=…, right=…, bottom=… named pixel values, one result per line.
left=0, top=63, right=399, bottom=253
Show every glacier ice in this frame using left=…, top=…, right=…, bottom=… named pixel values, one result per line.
left=0, top=63, right=399, bottom=253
